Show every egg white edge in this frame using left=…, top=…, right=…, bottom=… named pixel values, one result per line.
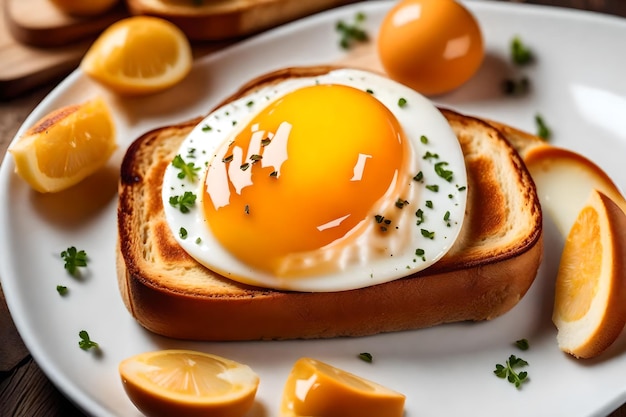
left=161, top=68, right=468, bottom=292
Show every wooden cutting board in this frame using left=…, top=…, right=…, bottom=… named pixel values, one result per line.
left=0, top=0, right=127, bottom=99
left=0, top=0, right=358, bottom=100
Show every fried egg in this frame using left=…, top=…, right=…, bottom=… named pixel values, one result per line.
left=162, top=68, right=467, bottom=292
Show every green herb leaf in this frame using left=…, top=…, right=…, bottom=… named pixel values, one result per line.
left=172, top=154, right=201, bottom=182
left=421, top=229, right=435, bottom=239
left=515, top=338, right=530, bottom=351
left=169, top=191, right=197, bottom=213
left=398, top=97, right=407, bottom=108
left=535, top=114, right=551, bottom=140
left=423, top=151, right=439, bottom=161
left=511, top=36, right=533, bottom=66
left=434, top=161, right=454, bottom=182
left=502, top=77, right=530, bottom=96
left=395, top=198, right=409, bottom=209
left=415, top=209, right=424, bottom=225
left=494, top=354, right=529, bottom=389
left=336, top=12, right=369, bottom=49
left=56, top=285, right=68, bottom=295
left=78, top=330, right=99, bottom=351
left=179, top=227, right=188, bottom=239
left=60, top=247, right=87, bottom=276
left=358, top=352, right=373, bottom=363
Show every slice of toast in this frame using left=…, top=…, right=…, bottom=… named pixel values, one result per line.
left=117, top=67, right=543, bottom=341
left=125, top=0, right=359, bottom=40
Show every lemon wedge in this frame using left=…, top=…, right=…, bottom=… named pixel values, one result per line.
left=80, top=16, right=193, bottom=96
left=553, top=189, right=626, bottom=358
left=8, top=97, right=116, bottom=193
left=50, top=0, right=120, bottom=16
left=119, top=350, right=259, bottom=417
left=281, top=357, right=405, bottom=417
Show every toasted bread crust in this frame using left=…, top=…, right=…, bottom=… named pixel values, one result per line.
left=117, top=66, right=543, bottom=340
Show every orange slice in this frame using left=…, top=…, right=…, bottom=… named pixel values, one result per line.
left=281, top=357, right=405, bottom=417
left=552, top=189, right=626, bottom=358
left=80, top=16, right=193, bottom=96
left=524, top=144, right=626, bottom=237
left=8, top=97, right=116, bottom=193
left=50, top=0, right=120, bottom=16
left=119, top=350, right=259, bottom=417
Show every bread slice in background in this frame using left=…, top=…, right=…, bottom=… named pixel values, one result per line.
left=125, top=0, right=359, bottom=40
left=116, top=66, right=543, bottom=341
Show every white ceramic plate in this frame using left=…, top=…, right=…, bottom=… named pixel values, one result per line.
left=2, top=1, right=626, bottom=416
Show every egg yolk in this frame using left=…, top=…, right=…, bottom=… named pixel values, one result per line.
left=377, top=0, right=484, bottom=96
left=203, top=84, right=408, bottom=276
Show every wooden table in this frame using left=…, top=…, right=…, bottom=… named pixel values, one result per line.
left=2, top=1, right=626, bottom=415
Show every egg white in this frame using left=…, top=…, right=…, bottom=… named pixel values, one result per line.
left=162, top=68, right=467, bottom=292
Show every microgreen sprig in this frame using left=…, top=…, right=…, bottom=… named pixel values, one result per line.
left=61, top=247, right=88, bottom=276
left=78, top=330, right=99, bottom=351
left=494, top=354, right=529, bottom=389
left=172, top=154, right=201, bottom=182
left=169, top=191, right=197, bottom=213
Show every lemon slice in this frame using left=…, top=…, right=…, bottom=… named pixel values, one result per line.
left=8, top=97, right=116, bottom=193
left=50, top=0, right=120, bottom=16
left=119, top=350, right=259, bottom=417
left=553, top=189, right=626, bottom=358
left=80, top=16, right=193, bottom=96
left=281, top=357, right=405, bottom=417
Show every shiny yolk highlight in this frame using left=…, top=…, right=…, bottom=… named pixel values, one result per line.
left=203, top=84, right=407, bottom=276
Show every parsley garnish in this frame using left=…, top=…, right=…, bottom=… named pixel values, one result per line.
left=78, top=330, right=99, bottom=351
left=172, top=155, right=201, bottom=182
left=426, top=184, right=439, bottom=192
left=201, top=124, right=212, bottom=132
left=179, top=227, right=188, bottom=239
left=515, top=338, right=530, bottom=351
left=415, top=209, right=424, bottom=225
left=56, top=285, right=68, bottom=295
left=434, top=161, right=453, bottom=182
left=535, top=114, right=551, bottom=140
left=511, top=36, right=533, bottom=66
left=169, top=191, right=197, bottom=213
left=502, top=77, right=530, bottom=96
left=413, top=171, right=424, bottom=182
left=395, top=198, right=409, bottom=209
left=61, top=247, right=87, bottom=276
left=415, top=248, right=425, bottom=261
left=494, top=355, right=529, bottom=389
left=420, top=135, right=428, bottom=144
left=444, top=211, right=451, bottom=226
left=336, top=12, right=368, bottom=49
left=423, top=151, right=439, bottom=161
left=421, top=229, right=435, bottom=239
left=398, top=97, right=407, bottom=108
left=358, top=352, right=373, bottom=363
